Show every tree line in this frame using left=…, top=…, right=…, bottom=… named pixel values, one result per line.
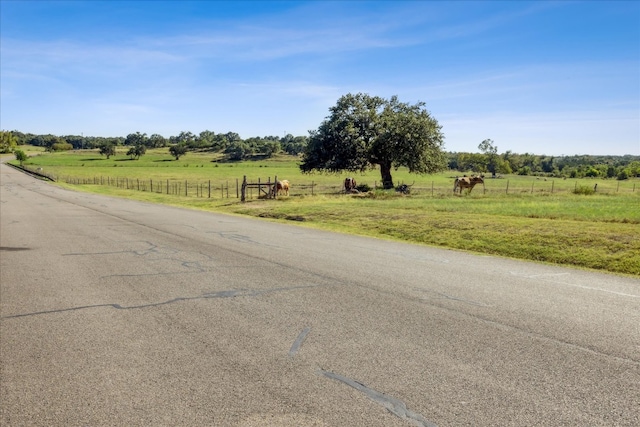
left=2, top=91, right=638, bottom=183
left=449, top=139, right=640, bottom=180
left=2, top=128, right=638, bottom=181
left=2, top=130, right=308, bottom=161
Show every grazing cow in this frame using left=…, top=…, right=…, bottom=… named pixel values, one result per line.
left=396, top=184, right=410, bottom=194
left=395, top=181, right=414, bottom=194
left=453, top=175, right=484, bottom=194
left=272, top=179, right=290, bottom=196
left=344, top=177, right=357, bottom=193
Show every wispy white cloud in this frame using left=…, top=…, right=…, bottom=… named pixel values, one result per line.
left=1, top=1, right=637, bottom=155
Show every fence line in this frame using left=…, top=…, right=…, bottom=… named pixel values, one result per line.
left=53, top=174, right=640, bottom=200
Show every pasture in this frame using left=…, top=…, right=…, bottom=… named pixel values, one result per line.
left=11, top=149, right=640, bottom=276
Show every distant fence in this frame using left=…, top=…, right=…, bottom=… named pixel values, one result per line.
left=409, top=179, right=637, bottom=196
left=60, top=176, right=639, bottom=197
left=15, top=165, right=640, bottom=200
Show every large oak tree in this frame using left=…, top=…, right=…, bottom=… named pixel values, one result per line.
left=300, top=93, right=446, bottom=188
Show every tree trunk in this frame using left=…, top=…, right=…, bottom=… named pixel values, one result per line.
left=379, top=161, right=394, bottom=189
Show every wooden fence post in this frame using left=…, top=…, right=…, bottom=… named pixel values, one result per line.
left=273, top=176, right=278, bottom=199
left=241, top=176, right=247, bottom=202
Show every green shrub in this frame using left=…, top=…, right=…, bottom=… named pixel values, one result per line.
left=14, top=149, right=27, bottom=165
left=573, top=185, right=595, bottom=195
left=617, top=170, right=629, bottom=180
left=51, top=142, right=73, bottom=151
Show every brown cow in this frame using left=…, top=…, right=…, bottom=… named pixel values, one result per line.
left=344, top=177, right=357, bottom=193
left=272, top=179, right=290, bottom=196
left=453, top=175, right=484, bottom=194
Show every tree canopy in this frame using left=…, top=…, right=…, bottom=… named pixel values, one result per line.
left=4, top=127, right=637, bottom=180
left=300, top=93, right=447, bottom=188
left=14, top=149, right=27, bottom=165
left=99, top=143, right=116, bottom=159
left=0, top=131, right=18, bottom=153
left=478, top=139, right=499, bottom=175
left=126, top=144, right=146, bottom=160
left=169, top=144, right=188, bottom=160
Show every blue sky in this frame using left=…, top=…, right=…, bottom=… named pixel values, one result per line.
left=1, top=1, right=638, bottom=156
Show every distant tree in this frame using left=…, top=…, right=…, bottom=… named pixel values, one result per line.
left=281, top=134, right=307, bottom=155
left=38, top=134, right=63, bottom=151
left=0, top=131, right=18, bottom=153
left=300, top=93, right=446, bottom=188
left=51, top=141, right=73, bottom=151
left=171, top=131, right=196, bottom=147
left=14, top=149, right=27, bottom=165
left=628, top=161, right=640, bottom=177
left=169, top=144, right=188, bottom=160
left=92, top=136, right=123, bottom=149
left=617, top=169, right=629, bottom=180
left=196, top=130, right=216, bottom=150
left=585, top=166, right=600, bottom=177
left=26, top=134, right=44, bottom=147
left=125, top=132, right=148, bottom=147
left=99, top=143, right=116, bottom=159
left=540, top=156, right=555, bottom=173
left=244, top=137, right=280, bottom=157
left=148, top=134, right=167, bottom=148
left=211, top=131, right=241, bottom=152
left=517, top=166, right=531, bottom=176
left=126, top=144, right=146, bottom=160
left=455, top=152, right=487, bottom=173
left=478, top=139, right=498, bottom=174
left=261, top=140, right=281, bottom=156
left=496, top=158, right=512, bottom=174
left=43, top=136, right=67, bottom=152
left=9, top=130, right=28, bottom=146
left=60, top=135, right=82, bottom=150
left=224, top=140, right=251, bottom=160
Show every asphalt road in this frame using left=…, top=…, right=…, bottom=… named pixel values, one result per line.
left=1, top=162, right=639, bottom=427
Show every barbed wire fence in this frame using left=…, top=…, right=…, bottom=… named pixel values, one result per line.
left=14, top=164, right=639, bottom=200
left=60, top=176, right=638, bottom=198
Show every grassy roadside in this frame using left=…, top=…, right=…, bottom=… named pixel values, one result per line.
left=224, top=194, right=640, bottom=276
left=10, top=149, right=640, bottom=277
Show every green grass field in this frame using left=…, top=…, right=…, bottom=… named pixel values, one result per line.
left=11, top=149, right=640, bottom=276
